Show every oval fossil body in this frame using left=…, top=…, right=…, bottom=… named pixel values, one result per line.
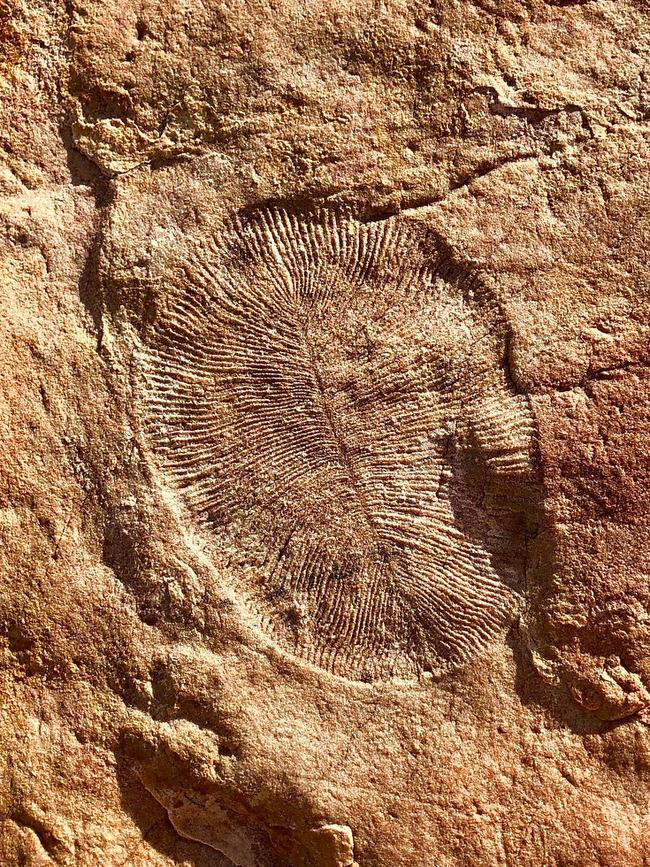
left=139, top=208, right=537, bottom=680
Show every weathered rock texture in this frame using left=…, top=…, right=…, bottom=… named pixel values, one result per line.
left=1, top=0, right=650, bottom=865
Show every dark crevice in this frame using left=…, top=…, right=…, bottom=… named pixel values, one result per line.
left=113, top=760, right=219, bottom=867
left=360, top=153, right=537, bottom=221
left=12, top=810, right=59, bottom=858
left=544, top=360, right=646, bottom=395
left=474, top=86, right=590, bottom=126
left=507, top=620, right=624, bottom=735
left=545, top=0, right=595, bottom=6
left=112, top=151, right=200, bottom=178
left=59, top=119, right=109, bottom=198
left=502, top=329, right=527, bottom=397
left=59, top=118, right=114, bottom=349
left=78, top=209, right=111, bottom=349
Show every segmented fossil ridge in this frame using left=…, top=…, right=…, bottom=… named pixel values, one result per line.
left=138, top=208, right=537, bottom=680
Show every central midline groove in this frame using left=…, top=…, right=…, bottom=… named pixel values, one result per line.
left=305, top=334, right=389, bottom=557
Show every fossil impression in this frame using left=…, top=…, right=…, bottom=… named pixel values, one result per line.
left=139, top=209, right=536, bottom=680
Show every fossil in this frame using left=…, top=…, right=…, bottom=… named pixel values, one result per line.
left=138, top=208, right=537, bottom=680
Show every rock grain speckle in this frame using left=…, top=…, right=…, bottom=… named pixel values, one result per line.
left=1, top=1, right=649, bottom=865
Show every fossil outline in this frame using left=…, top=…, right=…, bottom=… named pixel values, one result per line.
left=138, top=208, right=537, bottom=680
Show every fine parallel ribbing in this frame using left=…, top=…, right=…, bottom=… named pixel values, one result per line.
left=138, top=208, right=537, bottom=681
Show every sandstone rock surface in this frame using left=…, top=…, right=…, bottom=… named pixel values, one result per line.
left=1, top=1, right=650, bottom=865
